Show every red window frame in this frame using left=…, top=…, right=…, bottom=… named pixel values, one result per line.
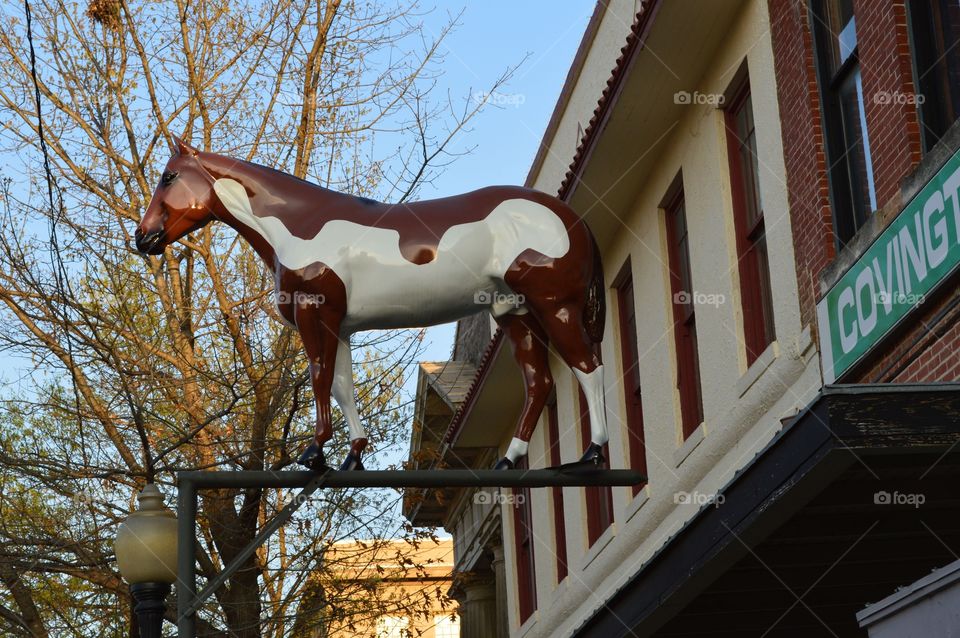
left=724, top=78, right=775, bottom=365
left=513, top=457, right=537, bottom=623
left=579, top=387, right=613, bottom=545
left=613, top=260, right=648, bottom=495
left=665, top=184, right=704, bottom=439
left=546, top=397, right=568, bottom=581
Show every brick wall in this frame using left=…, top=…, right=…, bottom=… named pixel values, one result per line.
left=768, top=0, right=959, bottom=384
left=854, top=0, right=923, bottom=207
left=768, top=0, right=835, bottom=333
left=854, top=280, right=960, bottom=383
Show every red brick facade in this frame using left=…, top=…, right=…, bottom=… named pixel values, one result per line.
left=768, top=0, right=835, bottom=331
left=769, top=0, right=960, bottom=384
left=855, top=0, right=923, bottom=206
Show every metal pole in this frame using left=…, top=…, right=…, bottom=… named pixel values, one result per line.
left=176, top=478, right=196, bottom=638
left=185, top=471, right=329, bottom=617
left=177, top=468, right=646, bottom=489
left=174, top=467, right=645, bottom=637
left=129, top=582, right=170, bottom=638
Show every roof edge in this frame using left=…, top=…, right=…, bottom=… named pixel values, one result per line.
left=558, top=0, right=662, bottom=201
left=524, top=0, right=609, bottom=188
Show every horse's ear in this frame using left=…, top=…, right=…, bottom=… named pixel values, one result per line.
left=172, top=135, right=198, bottom=157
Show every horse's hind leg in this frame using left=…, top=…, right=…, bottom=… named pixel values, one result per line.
left=493, top=311, right=553, bottom=470
left=524, top=298, right=608, bottom=465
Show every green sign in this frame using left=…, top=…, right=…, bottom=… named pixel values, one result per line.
left=817, top=147, right=960, bottom=383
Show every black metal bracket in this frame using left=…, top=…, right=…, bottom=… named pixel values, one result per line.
left=175, top=468, right=645, bottom=637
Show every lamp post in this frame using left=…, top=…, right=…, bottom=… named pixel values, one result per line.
left=115, top=484, right=178, bottom=638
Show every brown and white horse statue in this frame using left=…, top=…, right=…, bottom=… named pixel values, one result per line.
left=136, top=138, right=609, bottom=471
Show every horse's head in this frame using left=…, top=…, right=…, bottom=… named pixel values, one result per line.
left=135, top=137, right=218, bottom=255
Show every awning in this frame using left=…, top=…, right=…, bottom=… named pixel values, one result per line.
left=575, top=383, right=960, bottom=637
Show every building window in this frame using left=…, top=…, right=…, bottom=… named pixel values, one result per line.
left=579, top=387, right=613, bottom=545
left=513, top=457, right=537, bottom=623
left=613, top=259, right=648, bottom=495
left=665, top=184, right=704, bottom=439
left=724, top=78, right=776, bottom=364
left=376, top=615, right=409, bottom=638
left=433, top=614, right=460, bottom=638
left=910, top=0, right=960, bottom=151
left=811, top=0, right=877, bottom=246
left=546, top=397, right=568, bottom=581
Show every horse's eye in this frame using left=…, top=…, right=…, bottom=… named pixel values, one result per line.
left=161, top=171, right=178, bottom=185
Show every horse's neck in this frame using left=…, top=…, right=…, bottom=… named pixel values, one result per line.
left=203, top=151, right=346, bottom=214
left=202, top=152, right=346, bottom=270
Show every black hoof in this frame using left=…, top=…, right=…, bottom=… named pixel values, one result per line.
left=578, top=442, right=605, bottom=466
left=339, top=451, right=365, bottom=471
left=493, top=457, right=514, bottom=470
left=297, top=442, right=329, bottom=472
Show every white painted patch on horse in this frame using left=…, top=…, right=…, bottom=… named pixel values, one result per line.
left=214, top=178, right=570, bottom=333
left=574, top=365, right=608, bottom=446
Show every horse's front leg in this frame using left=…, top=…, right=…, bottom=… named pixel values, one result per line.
left=332, top=339, right=368, bottom=471
left=294, top=300, right=343, bottom=472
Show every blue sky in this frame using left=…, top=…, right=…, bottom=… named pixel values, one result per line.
left=411, top=0, right=595, bottom=363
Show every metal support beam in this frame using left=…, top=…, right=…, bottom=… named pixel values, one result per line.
left=176, top=479, right=196, bottom=638
left=175, top=467, right=644, bottom=637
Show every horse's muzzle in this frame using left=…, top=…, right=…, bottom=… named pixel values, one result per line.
left=134, top=228, right=166, bottom=255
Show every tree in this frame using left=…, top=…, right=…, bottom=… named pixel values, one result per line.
left=0, top=0, right=509, bottom=634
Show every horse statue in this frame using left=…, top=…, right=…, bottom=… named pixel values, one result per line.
left=135, top=138, right=609, bottom=472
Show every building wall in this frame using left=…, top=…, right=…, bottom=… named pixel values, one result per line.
left=323, top=539, right=458, bottom=638
left=768, top=0, right=960, bottom=385
left=854, top=0, right=922, bottom=207
left=498, top=0, right=822, bottom=635
left=767, top=0, right=835, bottom=331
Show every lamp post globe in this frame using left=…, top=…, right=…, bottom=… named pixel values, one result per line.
left=115, top=483, right=178, bottom=638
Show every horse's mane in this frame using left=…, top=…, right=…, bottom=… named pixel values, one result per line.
left=200, top=151, right=378, bottom=205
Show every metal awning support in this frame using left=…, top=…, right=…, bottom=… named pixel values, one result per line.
left=176, top=467, right=645, bottom=637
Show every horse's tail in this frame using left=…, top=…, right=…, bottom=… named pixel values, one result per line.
left=583, top=232, right=605, bottom=343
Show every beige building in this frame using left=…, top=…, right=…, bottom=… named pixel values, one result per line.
left=323, top=539, right=459, bottom=638
left=403, top=0, right=819, bottom=635
left=405, top=0, right=960, bottom=635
